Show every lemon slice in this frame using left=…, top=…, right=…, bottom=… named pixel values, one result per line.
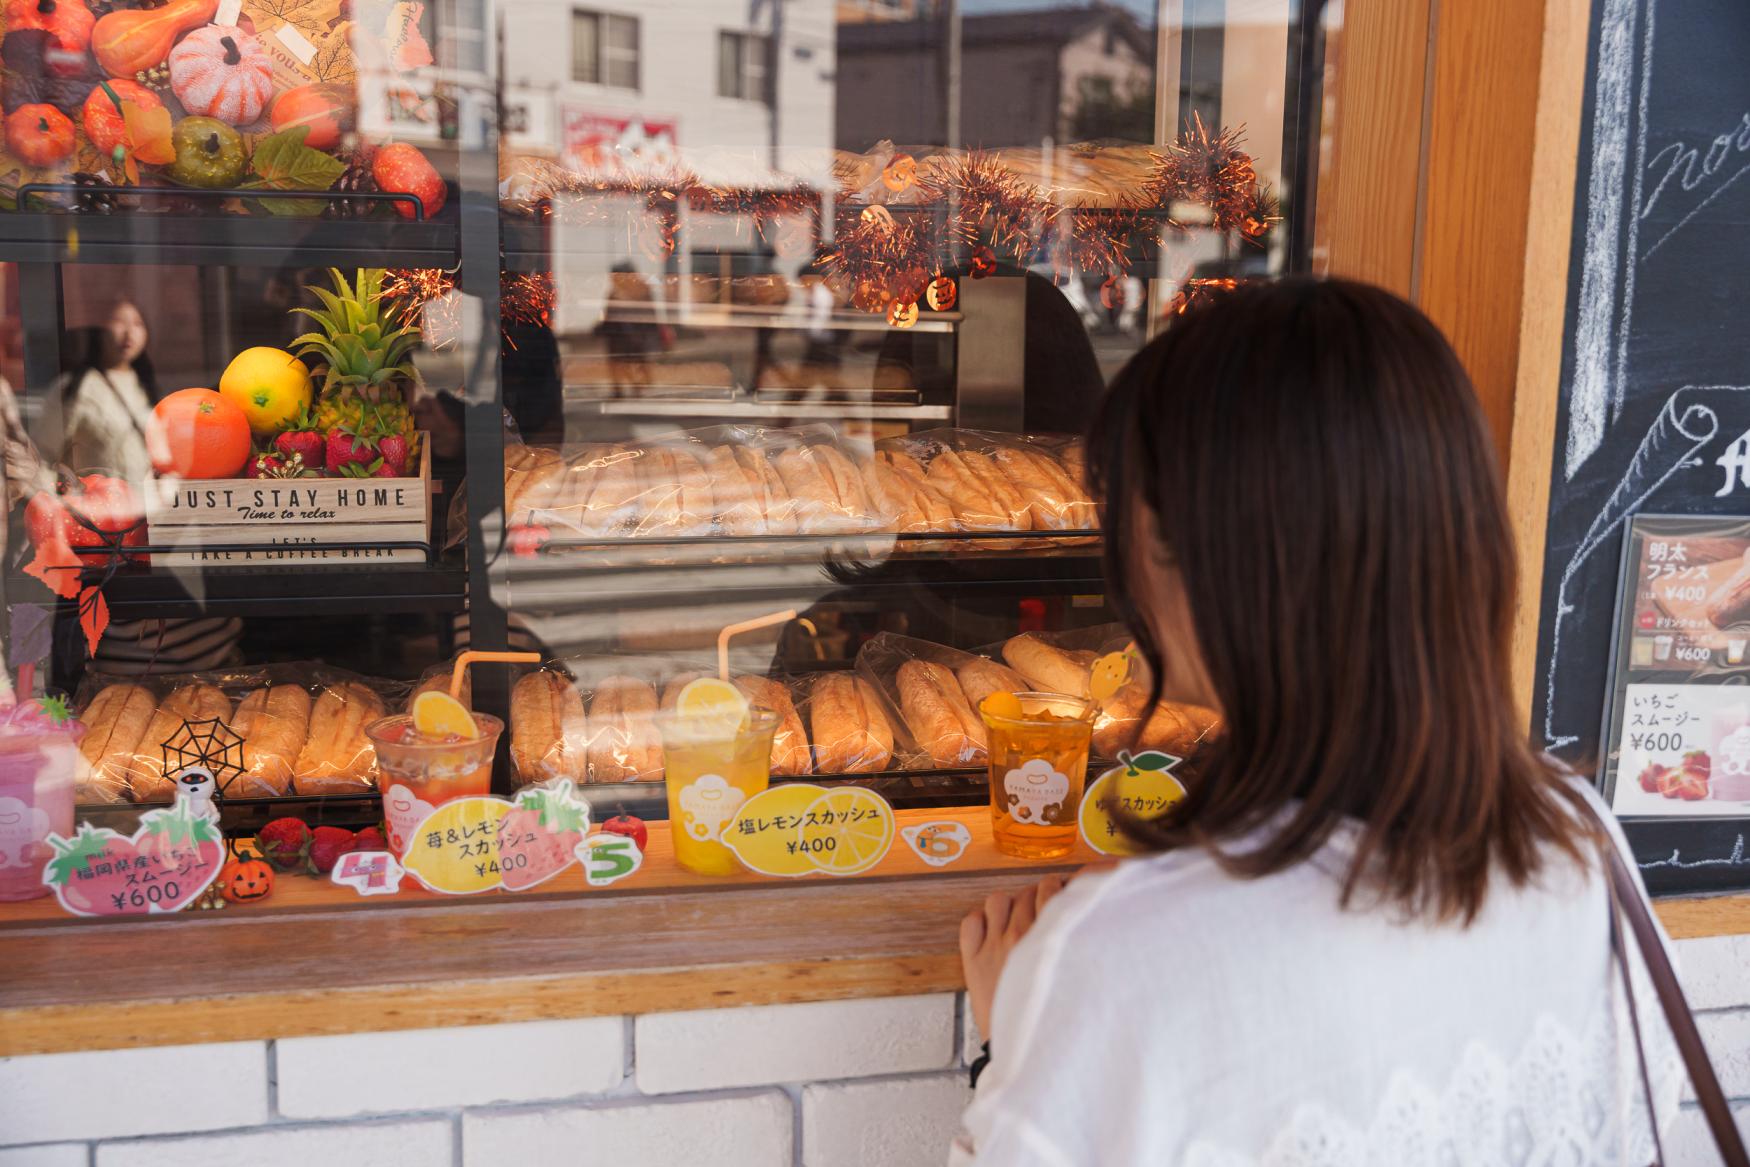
left=675, top=677, right=750, bottom=733
left=980, top=690, right=1023, bottom=721
left=797, top=786, right=895, bottom=876
left=412, top=690, right=478, bottom=739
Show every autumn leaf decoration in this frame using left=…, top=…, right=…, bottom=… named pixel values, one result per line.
left=21, top=531, right=111, bottom=655
left=241, top=127, right=346, bottom=216
left=115, top=86, right=175, bottom=182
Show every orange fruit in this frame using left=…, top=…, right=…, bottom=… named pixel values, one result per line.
left=218, top=347, right=312, bottom=438
left=149, top=388, right=252, bottom=479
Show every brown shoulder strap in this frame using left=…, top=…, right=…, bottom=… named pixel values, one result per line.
left=1601, top=828, right=1750, bottom=1167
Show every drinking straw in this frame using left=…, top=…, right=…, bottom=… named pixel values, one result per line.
left=450, top=651, right=543, bottom=700
left=717, top=611, right=817, bottom=682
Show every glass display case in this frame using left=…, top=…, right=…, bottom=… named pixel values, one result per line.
left=0, top=0, right=1323, bottom=918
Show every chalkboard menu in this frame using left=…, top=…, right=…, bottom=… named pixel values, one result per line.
left=1534, top=0, right=1750, bottom=891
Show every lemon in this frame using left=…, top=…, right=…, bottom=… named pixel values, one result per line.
left=218, top=347, right=314, bottom=438
left=412, top=690, right=478, bottom=739
left=720, top=783, right=825, bottom=877
left=674, top=677, right=749, bottom=734
left=980, top=690, right=1023, bottom=721
left=798, top=787, right=895, bottom=876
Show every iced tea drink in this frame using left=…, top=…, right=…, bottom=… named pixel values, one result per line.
left=981, top=692, right=1094, bottom=859
left=658, top=708, right=779, bottom=876
left=366, top=712, right=502, bottom=859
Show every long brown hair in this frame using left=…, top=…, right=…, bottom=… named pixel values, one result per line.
left=1087, top=277, right=1589, bottom=923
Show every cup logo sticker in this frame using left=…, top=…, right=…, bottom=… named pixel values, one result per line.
left=0, top=796, right=50, bottom=870
left=383, top=783, right=436, bottom=855
left=1004, top=758, right=1070, bottom=825
left=901, top=820, right=971, bottom=867
left=679, top=774, right=745, bottom=842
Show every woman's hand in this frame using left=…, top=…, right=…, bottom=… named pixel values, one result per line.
left=959, top=875, right=1068, bottom=1043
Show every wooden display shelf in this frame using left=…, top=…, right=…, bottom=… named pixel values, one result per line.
left=2, top=804, right=1745, bottom=1057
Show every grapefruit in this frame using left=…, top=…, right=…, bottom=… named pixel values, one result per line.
left=218, top=348, right=313, bottom=438
left=150, top=389, right=252, bottom=479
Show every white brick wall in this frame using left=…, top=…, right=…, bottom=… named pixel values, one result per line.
left=0, top=935, right=1746, bottom=1166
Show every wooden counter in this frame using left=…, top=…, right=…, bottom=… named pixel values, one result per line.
left=2, top=804, right=1745, bottom=1058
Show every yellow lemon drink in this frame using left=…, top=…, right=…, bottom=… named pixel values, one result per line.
left=980, top=691, right=1095, bottom=859
left=659, top=680, right=779, bottom=876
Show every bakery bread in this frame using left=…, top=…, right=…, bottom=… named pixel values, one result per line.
left=659, top=671, right=707, bottom=709
left=587, top=675, right=662, bottom=782
left=582, top=451, right=644, bottom=537
left=896, top=659, right=988, bottom=765
left=705, top=446, right=765, bottom=535
left=812, top=444, right=872, bottom=526
left=1094, top=693, right=1221, bottom=758
left=991, top=446, right=1096, bottom=531
left=735, top=675, right=812, bottom=775
left=955, top=657, right=1028, bottom=713
left=863, top=451, right=956, bottom=533
left=775, top=445, right=847, bottom=534
left=505, top=446, right=563, bottom=523
left=670, top=446, right=715, bottom=536
left=131, top=683, right=233, bottom=802
left=959, top=450, right=1033, bottom=531
left=809, top=673, right=894, bottom=773
left=926, top=449, right=1011, bottom=532
left=1003, top=633, right=1094, bottom=697
left=294, top=682, right=386, bottom=794
left=635, top=448, right=685, bottom=535
left=734, top=446, right=798, bottom=534
left=79, top=682, right=157, bottom=803
left=512, top=670, right=589, bottom=783
left=233, top=685, right=313, bottom=797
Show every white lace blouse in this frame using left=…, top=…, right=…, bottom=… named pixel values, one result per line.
left=951, top=783, right=1682, bottom=1166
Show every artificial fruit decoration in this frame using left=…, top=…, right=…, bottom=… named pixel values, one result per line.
left=4, top=103, right=74, bottom=167
left=218, top=346, right=311, bottom=435
left=269, top=84, right=353, bottom=152
left=371, top=143, right=445, bottom=219
left=168, top=25, right=272, bottom=126
left=164, top=115, right=244, bottom=188
left=219, top=849, right=275, bottom=903
left=271, top=407, right=325, bottom=472
left=26, top=474, right=148, bottom=566
left=149, top=388, right=252, bottom=479
left=293, top=268, right=420, bottom=443
left=4, top=0, right=95, bottom=78
left=80, top=79, right=161, bottom=154
left=91, top=0, right=218, bottom=79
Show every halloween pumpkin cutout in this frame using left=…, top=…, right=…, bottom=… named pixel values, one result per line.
left=168, top=26, right=273, bottom=127
left=219, top=848, right=274, bottom=903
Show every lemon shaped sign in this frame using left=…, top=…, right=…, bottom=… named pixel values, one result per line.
left=1079, top=750, right=1186, bottom=857
left=724, top=784, right=896, bottom=878
left=402, top=797, right=513, bottom=894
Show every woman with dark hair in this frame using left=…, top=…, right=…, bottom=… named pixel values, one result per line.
left=952, top=278, right=1680, bottom=1163
left=60, top=301, right=159, bottom=487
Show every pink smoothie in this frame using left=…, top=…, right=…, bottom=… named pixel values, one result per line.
left=0, top=722, right=82, bottom=901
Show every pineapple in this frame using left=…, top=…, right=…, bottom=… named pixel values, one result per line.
left=292, top=268, right=420, bottom=442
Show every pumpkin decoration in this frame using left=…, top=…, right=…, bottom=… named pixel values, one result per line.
left=219, top=848, right=274, bottom=903
left=5, top=102, right=75, bottom=167
left=80, top=79, right=163, bottom=154
left=166, top=115, right=244, bottom=187
left=91, top=0, right=217, bottom=79
left=269, top=83, right=353, bottom=151
left=3, top=0, right=94, bottom=77
left=169, top=26, right=273, bottom=126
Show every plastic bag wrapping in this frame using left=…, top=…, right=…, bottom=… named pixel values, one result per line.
left=799, top=671, right=896, bottom=774
left=408, top=655, right=472, bottom=710
left=74, top=664, right=404, bottom=804
left=508, top=668, right=589, bottom=787
left=855, top=633, right=991, bottom=768
left=872, top=429, right=1098, bottom=547
left=731, top=674, right=813, bottom=776
left=979, top=624, right=1222, bottom=761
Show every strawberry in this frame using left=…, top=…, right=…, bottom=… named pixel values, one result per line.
left=349, top=826, right=387, bottom=853
left=509, top=524, right=549, bottom=558
left=372, top=142, right=447, bottom=219
left=325, top=426, right=378, bottom=477
left=601, top=813, right=647, bottom=852
left=274, top=409, right=326, bottom=472
left=498, top=781, right=588, bottom=891
left=256, top=817, right=312, bottom=871
left=374, top=431, right=408, bottom=477
left=1638, top=761, right=1667, bottom=794
left=308, top=825, right=356, bottom=873
left=1674, top=749, right=1712, bottom=801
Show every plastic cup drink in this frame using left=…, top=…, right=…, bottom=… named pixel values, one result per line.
left=366, top=712, right=503, bottom=860
left=658, top=707, right=780, bottom=877
left=981, top=692, right=1095, bottom=860
left=0, top=714, right=84, bottom=901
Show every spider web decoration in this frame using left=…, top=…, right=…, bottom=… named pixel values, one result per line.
left=160, top=718, right=245, bottom=793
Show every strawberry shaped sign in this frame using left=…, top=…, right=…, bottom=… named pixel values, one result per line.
left=1078, top=749, right=1186, bottom=857
left=42, top=794, right=226, bottom=916
left=401, top=780, right=591, bottom=895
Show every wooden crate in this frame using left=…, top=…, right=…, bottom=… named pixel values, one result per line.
left=143, top=435, right=432, bottom=567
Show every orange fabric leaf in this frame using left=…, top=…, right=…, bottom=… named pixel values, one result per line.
left=78, top=587, right=109, bottom=656
left=123, top=105, right=175, bottom=166
left=122, top=155, right=140, bottom=185
left=22, top=535, right=81, bottom=601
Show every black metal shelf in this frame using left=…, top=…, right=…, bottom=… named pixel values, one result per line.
left=8, top=560, right=468, bottom=619
left=0, top=210, right=458, bottom=268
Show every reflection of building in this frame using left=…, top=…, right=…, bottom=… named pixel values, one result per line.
left=498, top=0, right=836, bottom=178
left=835, top=3, right=1154, bottom=150
left=837, top=0, right=924, bottom=21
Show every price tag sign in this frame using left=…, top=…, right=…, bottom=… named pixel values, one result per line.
left=331, top=851, right=405, bottom=897
left=1079, top=751, right=1186, bottom=856
left=41, top=795, right=225, bottom=916
left=578, top=833, right=644, bottom=887
left=900, top=820, right=971, bottom=867
left=723, top=784, right=895, bottom=878
left=401, top=781, right=590, bottom=895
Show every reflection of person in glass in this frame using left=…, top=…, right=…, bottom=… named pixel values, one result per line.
left=60, top=301, right=159, bottom=486
left=596, top=262, right=665, bottom=359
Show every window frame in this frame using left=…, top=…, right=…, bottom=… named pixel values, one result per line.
left=572, top=8, right=640, bottom=91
